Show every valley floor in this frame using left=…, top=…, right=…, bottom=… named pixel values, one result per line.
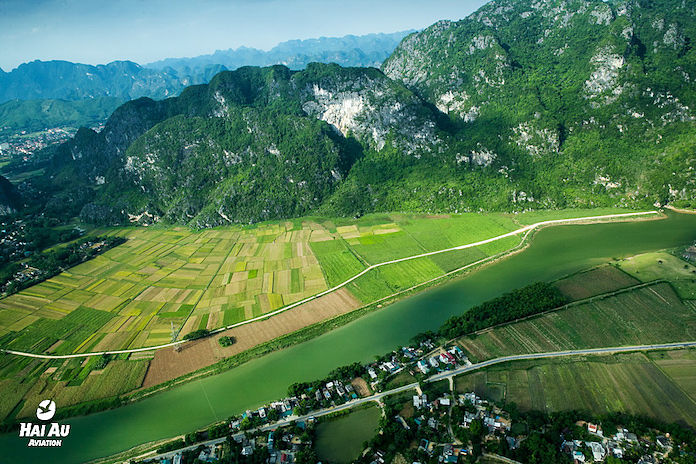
left=0, top=208, right=662, bottom=423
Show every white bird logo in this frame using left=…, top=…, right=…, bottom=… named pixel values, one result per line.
left=36, top=400, right=56, bottom=421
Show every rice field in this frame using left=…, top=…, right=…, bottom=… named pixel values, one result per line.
left=454, top=351, right=696, bottom=427
left=0, top=209, right=651, bottom=422
left=553, top=265, right=639, bottom=300
left=0, top=213, right=530, bottom=359
left=458, top=283, right=696, bottom=362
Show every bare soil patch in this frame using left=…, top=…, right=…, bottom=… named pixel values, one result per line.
left=351, top=377, right=371, bottom=398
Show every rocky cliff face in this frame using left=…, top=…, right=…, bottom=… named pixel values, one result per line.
left=383, top=0, right=696, bottom=208
left=0, top=176, right=20, bottom=216
left=48, top=64, right=448, bottom=225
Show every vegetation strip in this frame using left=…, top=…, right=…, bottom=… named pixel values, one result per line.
left=0, top=210, right=658, bottom=359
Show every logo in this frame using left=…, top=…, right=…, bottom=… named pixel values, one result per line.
left=19, top=400, right=70, bottom=447
left=36, top=399, right=56, bottom=421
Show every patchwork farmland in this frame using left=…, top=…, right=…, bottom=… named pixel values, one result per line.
left=0, top=213, right=521, bottom=356
left=0, top=212, right=532, bottom=420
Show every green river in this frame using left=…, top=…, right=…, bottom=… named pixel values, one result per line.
left=3, top=212, right=696, bottom=463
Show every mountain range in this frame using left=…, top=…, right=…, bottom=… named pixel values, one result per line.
left=17, top=0, right=696, bottom=225
left=0, top=32, right=411, bottom=134
left=146, top=31, right=412, bottom=76
left=0, top=32, right=412, bottom=105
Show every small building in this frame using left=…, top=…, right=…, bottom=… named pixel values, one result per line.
left=607, top=441, right=623, bottom=459
left=587, top=442, right=606, bottom=462
left=413, top=394, right=428, bottom=409
left=656, top=435, right=671, bottom=449
left=417, top=360, right=430, bottom=374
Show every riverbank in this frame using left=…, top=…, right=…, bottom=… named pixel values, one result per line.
left=666, top=204, right=696, bottom=215
left=110, top=212, right=665, bottom=404
left=0, top=211, right=663, bottom=425
left=4, top=210, right=696, bottom=464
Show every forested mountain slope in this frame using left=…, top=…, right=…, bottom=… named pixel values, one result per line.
left=382, top=0, right=696, bottom=209
left=45, top=64, right=448, bottom=226
left=30, top=0, right=696, bottom=226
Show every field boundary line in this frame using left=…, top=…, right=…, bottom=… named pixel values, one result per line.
left=1, top=211, right=658, bottom=359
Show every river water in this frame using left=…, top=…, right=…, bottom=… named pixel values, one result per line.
left=3, top=212, right=696, bottom=463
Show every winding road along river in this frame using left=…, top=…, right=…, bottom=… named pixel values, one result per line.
left=2, top=212, right=696, bottom=464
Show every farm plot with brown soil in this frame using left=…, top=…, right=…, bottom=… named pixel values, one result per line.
left=143, top=288, right=361, bottom=387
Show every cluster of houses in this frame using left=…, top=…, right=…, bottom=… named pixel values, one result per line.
left=232, top=429, right=310, bottom=464
left=367, top=358, right=404, bottom=382
left=311, top=379, right=358, bottom=405
left=0, top=220, right=30, bottom=262
left=458, top=392, right=512, bottom=434
left=230, top=397, right=301, bottom=431
left=162, top=443, right=221, bottom=464
left=227, top=379, right=360, bottom=433
left=0, top=126, right=76, bottom=160
left=161, top=425, right=312, bottom=464
left=562, top=421, right=673, bottom=463
left=417, top=441, right=467, bottom=464
left=416, top=346, right=470, bottom=375
left=366, top=343, right=471, bottom=389
left=683, top=245, right=696, bottom=262
left=397, top=391, right=512, bottom=463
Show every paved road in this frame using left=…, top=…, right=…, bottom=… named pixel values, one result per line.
left=1, top=211, right=657, bottom=360
left=140, top=340, right=694, bottom=463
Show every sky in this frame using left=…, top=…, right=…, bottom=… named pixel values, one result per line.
left=0, top=0, right=488, bottom=71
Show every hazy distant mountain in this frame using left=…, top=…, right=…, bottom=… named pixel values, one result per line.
left=0, top=32, right=411, bottom=106
left=146, top=31, right=413, bottom=75
left=0, top=60, right=196, bottom=104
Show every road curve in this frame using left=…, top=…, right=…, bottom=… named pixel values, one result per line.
left=142, top=340, right=695, bottom=463
left=1, top=211, right=658, bottom=360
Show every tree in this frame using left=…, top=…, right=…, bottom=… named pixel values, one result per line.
left=218, top=336, right=236, bottom=347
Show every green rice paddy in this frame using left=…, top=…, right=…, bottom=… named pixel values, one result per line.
left=454, top=350, right=696, bottom=427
